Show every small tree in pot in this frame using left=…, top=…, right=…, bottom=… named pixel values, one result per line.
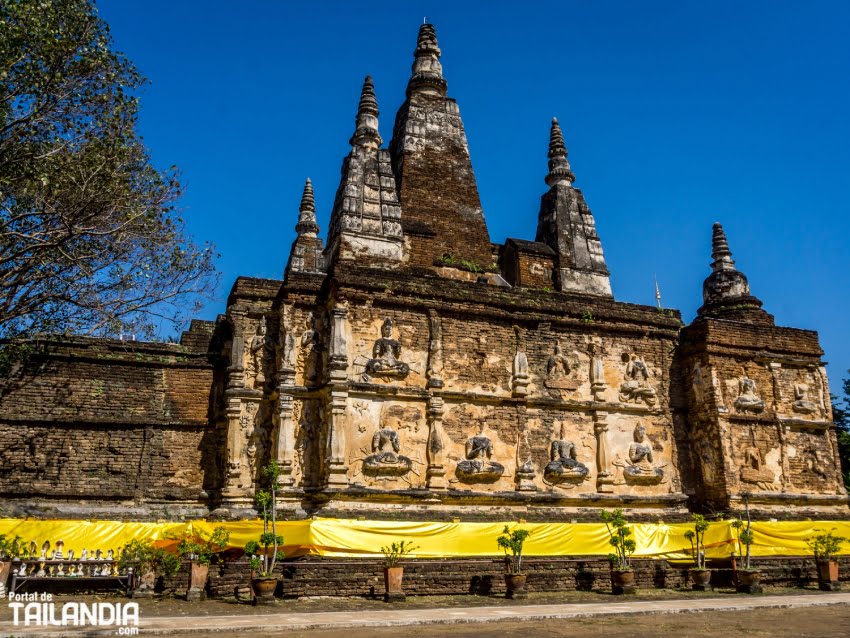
left=602, top=509, right=637, bottom=595
left=0, top=534, right=22, bottom=596
left=807, top=529, right=846, bottom=591
left=176, top=526, right=231, bottom=601
left=497, top=525, right=531, bottom=599
left=244, top=461, right=284, bottom=605
left=119, top=539, right=181, bottom=598
left=380, top=540, right=418, bottom=602
left=731, top=518, right=761, bottom=593
left=684, top=514, right=712, bottom=591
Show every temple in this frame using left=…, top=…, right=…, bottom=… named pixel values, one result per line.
left=0, top=24, right=845, bottom=522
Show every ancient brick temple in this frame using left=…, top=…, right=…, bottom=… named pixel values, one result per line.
left=0, top=24, right=846, bottom=522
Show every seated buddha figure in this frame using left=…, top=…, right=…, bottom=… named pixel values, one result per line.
left=543, top=424, right=589, bottom=484
left=622, top=424, right=664, bottom=485
left=363, top=427, right=412, bottom=477
left=365, top=319, right=410, bottom=378
left=456, top=425, right=505, bottom=483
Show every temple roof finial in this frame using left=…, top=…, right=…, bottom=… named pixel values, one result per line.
left=407, top=23, right=447, bottom=97
left=350, top=75, right=382, bottom=148
left=546, top=117, right=575, bottom=186
left=295, top=178, right=319, bottom=237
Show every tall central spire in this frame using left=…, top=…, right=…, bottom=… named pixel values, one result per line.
left=407, top=23, right=447, bottom=97
left=390, top=23, right=493, bottom=271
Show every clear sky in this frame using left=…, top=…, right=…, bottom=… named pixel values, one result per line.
left=98, top=1, right=850, bottom=392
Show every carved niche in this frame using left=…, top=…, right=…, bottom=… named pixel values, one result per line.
left=618, top=354, right=657, bottom=407
left=544, top=341, right=580, bottom=391
left=297, top=312, right=322, bottom=385
left=245, top=317, right=274, bottom=390
left=792, top=371, right=818, bottom=415
left=739, top=446, right=776, bottom=489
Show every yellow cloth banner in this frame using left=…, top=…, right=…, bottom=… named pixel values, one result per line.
left=1, top=518, right=849, bottom=560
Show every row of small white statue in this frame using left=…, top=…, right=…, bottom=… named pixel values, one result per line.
left=19, top=540, right=116, bottom=562
left=17, top=562, right=124, bottom=578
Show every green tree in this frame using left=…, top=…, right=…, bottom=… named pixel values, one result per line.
left=831, top=371, right=850, bottom=490
left=0, top=0, right=217, bottom=341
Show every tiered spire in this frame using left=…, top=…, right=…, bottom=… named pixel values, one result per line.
left=699, top=223, right=770, bottom=322
left=709, top=222, right=734, bottom=271
left=295, top=178, right=319, bottom=237
left=546, top=117, right=575, bottom=186
left=406, top=22, right=447, bottom=97
left=350, top=76, right=382, bottom=148
left=535, top=116, right=612, bottom=297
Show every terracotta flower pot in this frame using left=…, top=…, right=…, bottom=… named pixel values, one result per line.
left=384, top=566, right=405, bottom=602
left=736, top=569, right=762, bottom=594
left=186, top=562, right=209, bottom=601
left=504, top=573, right=528, bottom=599
left=818, top=560, right=840, bottom=591
left=689, top=568, right=712, bottom=591
left=252, top=576, right=278, bottom=605
left=0, top=561, right=10, bottom=596
left=611, top=568, right=636, bottom=595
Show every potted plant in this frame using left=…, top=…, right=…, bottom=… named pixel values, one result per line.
left=731, top=518, right=761, bottom=593
left=176, top=526, right=231, bottom=601
left=119, top=539, right=181, bottom=598
left=244, top=460, right=285, bottom=605
left=684, top=514, right=712, bottom=591
left=497, top=525, right=531, bottom=599
left=807, top=528, right=846, bottom=591
left=602, top=509, right=637, bottom=594
left=0, top=534, right=22, bottom=596
left=380, top=540, right=418, bottom=602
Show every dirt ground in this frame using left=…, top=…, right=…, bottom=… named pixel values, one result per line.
left=263, top=605, right=850, bottom=638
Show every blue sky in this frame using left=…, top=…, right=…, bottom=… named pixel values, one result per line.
left=99, top=1, right=850, bottom=392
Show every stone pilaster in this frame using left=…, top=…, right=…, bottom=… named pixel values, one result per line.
left=593, top=411, right=614, bottom=493
left=325, top=304, right=350, bottom=487
left=426, top=396, right=447, bottom=490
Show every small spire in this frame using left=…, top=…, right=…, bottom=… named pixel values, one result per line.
left=546, top=117, right=576, bottom=186
left=295, top=178, right=319, bottom=237
left=407, top=23, right=447, bottom=97
left=710, top=222, right=735, bottom=272
left=350, top=75, right=382, bottom=148
left=655, top=275, right=662, bottom=310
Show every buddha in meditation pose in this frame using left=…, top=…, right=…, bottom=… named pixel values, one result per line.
left=365, top=319, right=410, bottom=377
left=543, top=423, right=589, bottom=484
left=456, top=425, right=505, bottom=483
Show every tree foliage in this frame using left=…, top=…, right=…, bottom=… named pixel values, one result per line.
left=0, top=0, right=217, bottom=341
left=832, top=371, right=850, bottom=490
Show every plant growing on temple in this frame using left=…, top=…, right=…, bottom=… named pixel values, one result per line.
left=497, top=525, right=531, bottom=575
left=176, top=527, right=231, bottom=566
left=602, top=509, right=636, bottom=571
left=380, top=540, right=418, bottom=568
left=244, top=461, right=284, bottom=578
left=684, top=514, right=710, bottom=569
left=0, top=0, right=218, bottom=343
